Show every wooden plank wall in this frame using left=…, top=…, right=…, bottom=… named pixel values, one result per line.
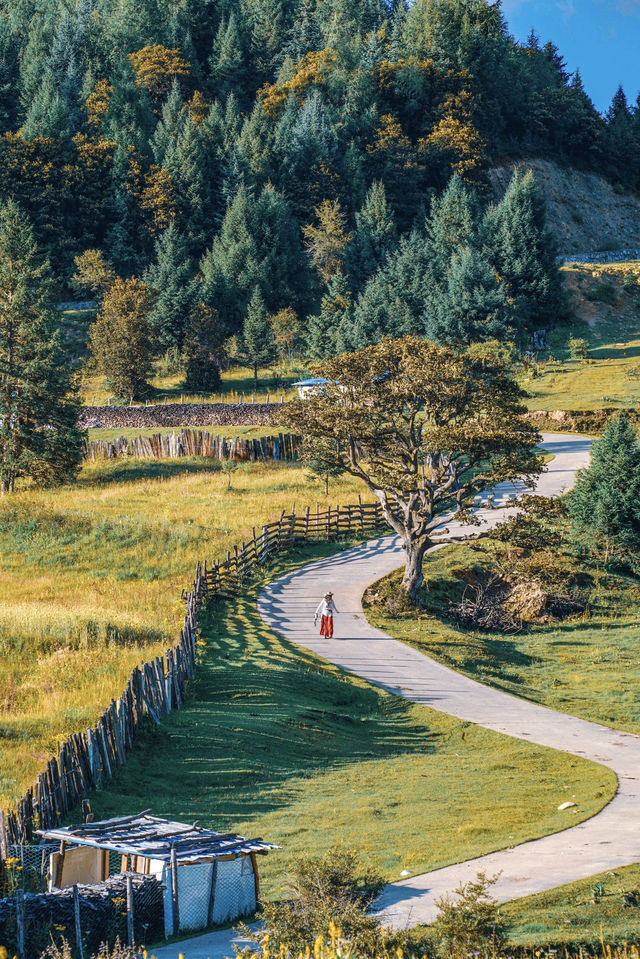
left=0, top=498, right=388, bottom=852
left=84, top=431, right=301, bottom=463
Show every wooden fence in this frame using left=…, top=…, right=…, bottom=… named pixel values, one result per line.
left=85, top=431, right=301, bottom=463
left=0, top=498, right=388, bottom=856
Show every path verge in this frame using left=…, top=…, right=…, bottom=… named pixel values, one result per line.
left=257, top=433, right=640, bottom=927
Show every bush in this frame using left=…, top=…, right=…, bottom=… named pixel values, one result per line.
left=431, top=872, right=506, bottom=959
left=567, top=337, right=589, bottom=361
left=237, top=847, right=397, bottom=956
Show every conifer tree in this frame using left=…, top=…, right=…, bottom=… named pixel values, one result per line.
left=22, top=73, right=71, bottom=141
left=484, top=168, right=562, bottom=335
left=209, top=15, right=248, bottom=105
left=184, top=303, right=223, bottom=391
left=307, top=273, right=352, bottom=358
left=568, top=413, right=640, bottom=562
left=345, top=181, right=397, bottom=294
left=144, top=222, right=197, bottom=350
left=0, top=201, right=83, bottom=493
left=242, top=286, right=276, bottom=389
left=303, top=199, right=351, bottom=284
left=425, top=245, right=509, bottom=345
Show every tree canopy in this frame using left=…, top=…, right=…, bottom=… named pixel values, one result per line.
left=282, top=336, right=543, bottom=601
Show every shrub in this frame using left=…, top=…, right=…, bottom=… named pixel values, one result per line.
left=431, top=872, right=506, bottom=959
left=585, top=282, right=617, bottom=306
left=237, top=847, right=396, bottom=955
left=567, top=337, right=589, bottom=361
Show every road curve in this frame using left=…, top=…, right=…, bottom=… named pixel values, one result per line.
left=257, top=433, right=640, bottom=928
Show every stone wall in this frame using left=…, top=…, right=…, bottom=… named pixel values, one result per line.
left=79, top=402, right=283, bottom=429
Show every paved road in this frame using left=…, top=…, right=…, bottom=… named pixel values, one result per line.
left=256, top=433, right=640, bottom=928
left=156, top=433, right=640, bottom=956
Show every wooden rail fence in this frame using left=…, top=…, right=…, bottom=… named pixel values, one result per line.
left=0, top=498, right=388, bottom=856
left=85, top=431, right=301, bottom=463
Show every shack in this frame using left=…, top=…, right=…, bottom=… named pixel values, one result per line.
left=38, top=811, right=278, bottom=937
left=292, top=378, right=329, bottom=399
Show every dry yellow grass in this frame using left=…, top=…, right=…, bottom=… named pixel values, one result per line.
left=0, top=458, right=363, bottom=804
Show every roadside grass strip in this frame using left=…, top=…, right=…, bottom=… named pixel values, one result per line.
left=87, top=543, right=616, bottom=900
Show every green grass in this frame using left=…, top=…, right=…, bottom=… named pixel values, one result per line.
left=0, top=457, right=365, bottom=803
left=523, top=262, right=640, bottom=411
left=502, top=864, right=640, bottom=946
left=365, top=540, right=640, bottom=734
left=87, top=546, right=616, bottom=900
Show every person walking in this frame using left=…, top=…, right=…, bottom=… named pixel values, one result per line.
left=314, top=591, right=339, bottom=638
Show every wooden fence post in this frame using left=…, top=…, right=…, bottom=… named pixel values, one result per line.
left=170, top=845, right=180, bottom=935
left=16, top=888, right=25, bottom=959
left=73, top=884, right=84, bottom=959
left=126, top=874, right=135, bottom=946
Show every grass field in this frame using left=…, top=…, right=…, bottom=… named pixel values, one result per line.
left=365, top=539, right=640, bottom=735
left=503, top=863, right=640, bottom=946
left=86, top=547, right=615, bottom=899
left=0, top=458, right=364, bottom=804
left=523, top=262, right=640, bottom=411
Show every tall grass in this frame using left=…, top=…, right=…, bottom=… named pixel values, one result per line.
left=0, top=458, right=364, bottom=804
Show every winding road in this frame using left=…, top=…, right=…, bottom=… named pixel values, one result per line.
left=256, top=433, right=640, bottom=928
left=155, top=432, right=640, bottom=957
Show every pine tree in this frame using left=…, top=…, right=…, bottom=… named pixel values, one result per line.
left=484, top=168, right=562, bottom=335
left=307, top=272, right=351, bottom=358
left=151, top=81, right=187, bottom=166
left=22, top=73, right=71, bottom=141
left=242, top=286, right=275, bottom=389
left=568, top=413, right=640, bottom=562
left=425, top=245, right=509, bottom=345
left=303, top=199, right=351, bottom=284
left=209, top=15, right=248, bottom=105
left=184, top=302, right=223, bottom=391
left=345, top=181, right=397, bottom=294
left=144, top=222, right=197, bottom=350
left=89, top=277, right=153, bottom=400
left=0, top=201, right=83, bottom=493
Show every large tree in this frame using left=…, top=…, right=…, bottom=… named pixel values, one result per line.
left=0, top=200, right=84, bottom=493
left=283, top=336, right=543, bottom=602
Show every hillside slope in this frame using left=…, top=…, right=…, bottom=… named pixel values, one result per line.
left=490, top=159, right=640, bottom=255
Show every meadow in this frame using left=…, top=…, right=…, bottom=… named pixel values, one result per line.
left=522, top=262, right=640, bottom=411
left=0, top=455, right=364, bottom=804
left=86, top=548, right=615, bottom=898
left=503, top=862, right=640, bottom=946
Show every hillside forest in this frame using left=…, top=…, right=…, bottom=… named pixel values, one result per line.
left=0, top=0, right=640, bottom=489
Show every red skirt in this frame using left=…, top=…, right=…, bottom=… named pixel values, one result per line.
left=320, top=614, right=334, bottom=638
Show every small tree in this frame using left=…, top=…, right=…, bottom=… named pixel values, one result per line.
left=0, top=200, right=84, bottom=493
left=301, top=436, right=345, bottom=496
left=89, top=277, right=153, bottom=401
left=72, top=249, right=116, bottom=300
left=270, top=307, right=302, bottom=365
left=568, top=412, right=640, bottom=562
left=432, top=873, right=506, bottom=959
left=184, top=303, right=223, bottom=392
left=239, top=847, right=386, bottom=955
left=283, top=337, right=543, bottom=603
left=303, top=199, right=351, bottom=284
left=568, top=336, right=589, bottom=361
left=242, top=286, right=275, bottom=390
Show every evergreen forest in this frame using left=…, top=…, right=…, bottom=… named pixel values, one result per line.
left=0, top=0, right=639, bottom=382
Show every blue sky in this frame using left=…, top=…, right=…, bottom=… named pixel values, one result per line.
left=500, top=0, right=640, bottom=114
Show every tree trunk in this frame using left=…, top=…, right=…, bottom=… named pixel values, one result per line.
left=254, top=363, right=258, bottom=392
left=400, top=537, right=430, bottom=604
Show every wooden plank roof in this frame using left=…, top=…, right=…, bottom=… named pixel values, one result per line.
left=37, top=811, right=278, bottom=865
